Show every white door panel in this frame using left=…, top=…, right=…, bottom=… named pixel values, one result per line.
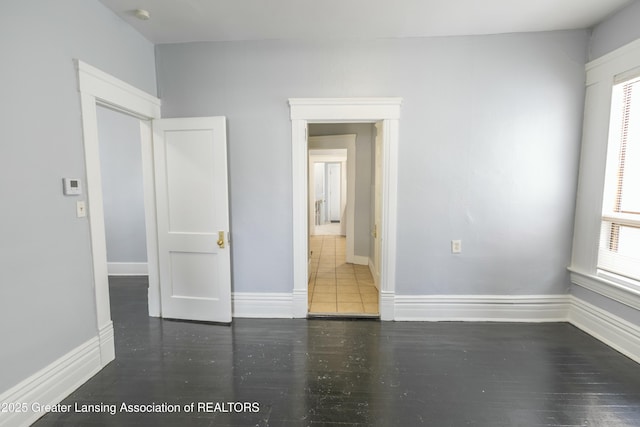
left=153, top=117, right=231, bottom=323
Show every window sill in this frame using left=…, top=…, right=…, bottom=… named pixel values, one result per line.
left=569, top=267, right=640, bottom=311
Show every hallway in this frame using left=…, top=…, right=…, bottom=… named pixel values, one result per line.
left=308, top=235, right=379, bottom=315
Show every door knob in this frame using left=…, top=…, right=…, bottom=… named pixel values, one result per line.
left=217, top=231, right=225, bottom=248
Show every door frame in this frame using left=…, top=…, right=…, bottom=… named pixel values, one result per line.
left=76, top=60, right=161, bottom=365
left=289, top=98, right=402, bottom=320
left=308, top=154, right=347, bottom=235
left=308, top=134, right=356, bottom=262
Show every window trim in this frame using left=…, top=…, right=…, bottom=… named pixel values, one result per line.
left=570, top=38, right=640, bottom=299
left=569, top=268, right=640, bottom=311
left=597, top=63, right=640, bottom=281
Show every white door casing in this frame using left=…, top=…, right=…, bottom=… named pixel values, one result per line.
left=289, top=98, right=402, bottom=320
left=77, top=61, right=161, bottom=365
left=153, top=117, right=232, bottom=323
left=78, top=61, right=233, bottom=364
left=373, top=122, right=383, bottom=288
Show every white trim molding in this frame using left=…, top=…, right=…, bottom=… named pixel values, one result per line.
left=352, top=255, right=369, bottom=266
left=569, top=268, right=640, bottom=311
left=289, top=97, right=402, bottom=320
left=569, top=296, right=640, bottom=364
left=570, top=37, right=640, bottom=303
left=232, top=293, right=294, bottom=318
left=76, top=60, right=162, bottom=351
left=380, top=291, right=395, bottom=320
left=77, top=61, right=161, bottom=119
left=0, top=336, right=102, bottom=427
left=586, top=38, right=640, bottom=85
left=289, top=97, right=403, bottom=121
left=107, top=262, right=149, bottom=276
left=98, top=322, right=115, bottom=367
left=394, top=295, right=571, bottom=322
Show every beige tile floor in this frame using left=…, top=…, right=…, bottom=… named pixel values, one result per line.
left=308, top=235, right=379, bottom=315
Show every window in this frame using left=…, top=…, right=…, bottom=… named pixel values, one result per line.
left=598, top=72, right=640, bottom=281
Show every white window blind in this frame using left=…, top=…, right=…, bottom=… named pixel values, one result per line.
left=598, top=74, right=640, bottom=281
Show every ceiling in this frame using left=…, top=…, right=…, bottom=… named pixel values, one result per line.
left=98, top=0, right=634, bottom=44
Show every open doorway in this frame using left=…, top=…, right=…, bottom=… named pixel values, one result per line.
left=289, top=97, right=402, bottom=320
left=308, top=135, right=357, bottom=263
left=307, top=125, right=378, bottom=317
left=96, top=106, right=148, bottom=277
left=77, top=60, right=161, bottom=365
left=312, top=160, right=344, bottom=235
left=95, top=106, right=149, bottom=326
left=79, top=61, right=232, bottom=342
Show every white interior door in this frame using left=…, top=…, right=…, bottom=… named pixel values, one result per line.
left=153, top=117, right=231, bottom=323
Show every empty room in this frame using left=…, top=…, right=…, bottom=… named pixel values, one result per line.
left=2, top=0, right=640, bottom=426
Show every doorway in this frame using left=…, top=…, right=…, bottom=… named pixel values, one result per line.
left=95, top=105, right=150, bottom=336
left=289, top=97, right=402, bottom=320
left=77, top=60, right=161, bottom=365
left=310, top=156, right=346, bottom=236
left=307, top=126, right=377, bottom=316
left=78, top=61, right=233, bottom=364
left=314, top=162, right=344, bottom=231
left=96, top=106, right=148, bottom=278
left=308, top=135, right=357, bottom=262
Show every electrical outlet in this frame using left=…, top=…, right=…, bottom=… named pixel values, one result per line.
left=451, top=240, right=462, bottom=254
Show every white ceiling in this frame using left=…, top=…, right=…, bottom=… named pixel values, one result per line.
left=98, top=0, right=634, bottom=44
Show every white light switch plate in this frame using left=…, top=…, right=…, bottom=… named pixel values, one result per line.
left=451, top=240, right=462, bottom=254
left=77, top=201, right=87, bottom=218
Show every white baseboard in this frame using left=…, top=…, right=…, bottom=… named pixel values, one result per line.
left=98, top=322, right=115, bottom=365
left=379, top=291, right=395, bottom=321
left=230, top=291, right=640, bottom=366
left=569, top=296, right=640, bottom=364
left=232, top=292, right=293, bottom=318
left=352, top=255, right=369, bottom=266
left=107, top=262, right=148, bottom=276
left=0, top=336, right=103, bottom=427
left=292, top=288, right=309, bottom=318
left=394, top=295, right=571, bottom=322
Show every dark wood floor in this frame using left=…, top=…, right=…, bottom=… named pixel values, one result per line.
left=33, top=277, right=640, bottom=426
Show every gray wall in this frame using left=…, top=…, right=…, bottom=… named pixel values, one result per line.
left=0, top=0, right=156, bottom=394
left=97, top=106, right=147, bottom=263
left=589, top=0, right=640, bottom=61
left=156, top=30, right=588, bottom=295
left=309, top=124, right=374, bottom=258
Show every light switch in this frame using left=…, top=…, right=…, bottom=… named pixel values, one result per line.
left=77, top=201, right=87, bottom=218
left=451, top=240, right=462, bottom=254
